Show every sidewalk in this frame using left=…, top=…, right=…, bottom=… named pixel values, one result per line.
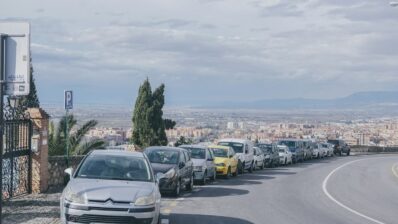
left=2, top=190, right=62, bottom=224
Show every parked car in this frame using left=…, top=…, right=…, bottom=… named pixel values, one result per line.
left=256, top=143, right=280, bottom=167
left=253, top=147, right=265, bottom=170
left=218, top=139, right=254, bottom=174
left=301, top=139, right=315, bottom=160
left=60, top=150, right=161, bottom=224
left=321, top=143, right=334, bottom=157
left=278, top=145, right=293, bottom=165
left=318, top=143, right=328, bottom=158
left=278, top=139, right=305, bottom=163
left=179, top=145, right=216, bottom=185
left=312, top=143, right=321, bottom=159
left=208, top=145, right=238, bottom=178
left=327, top=139, right=351, bottom=156
left=145, top=146, right=194, bottom=197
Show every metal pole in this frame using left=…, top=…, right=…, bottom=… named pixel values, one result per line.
left=0, top=34, right=6, bottom=224
left=65, top=109, right=69, bottom=167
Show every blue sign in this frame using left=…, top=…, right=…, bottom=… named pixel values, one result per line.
left=64, top=90, right=73, bottom=110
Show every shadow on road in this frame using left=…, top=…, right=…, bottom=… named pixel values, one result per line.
left=186, top=186, right=249, bottom=198
left=169, top=213, right=255, bottom=224
left=218, top=174, right=275, bottom=186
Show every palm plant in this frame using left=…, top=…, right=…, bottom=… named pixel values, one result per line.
left=48, top=114, right=105, bottom=156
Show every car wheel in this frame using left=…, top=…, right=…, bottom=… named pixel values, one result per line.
left=347, top=151, right=350, bottom=156
left=173, top=179, right=180, bottom=197
left=248, top=162, right=253, bottom=173
left=240, top=162, right=245, bottom=174
left=261, top=161, right=265, bottom=170
left=226, top=167, right=231, bottom=179
left=232, top=166, right=238, bottom=177
left=201, top=171, right=207, bottom=185
left=285, top=158, right=287, bottom=165
left=186, top=175, right=193, bottom=191
left=210, top=169, right=216, bottom=181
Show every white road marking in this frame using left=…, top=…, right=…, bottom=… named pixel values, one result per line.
left=392, top=163, right=398, bottom=179
left=322, top=158, right=385, bottom=224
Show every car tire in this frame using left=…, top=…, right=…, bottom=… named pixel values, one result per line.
left=210, top=169, right=216, bottom=181
left=232, top=166, right=238, bottom=177
left=240, top=162, right=245, bottom=174
left=226, top=167, right=231, bottom=179
left=173, top=179, right=180, bottom=197
left=186, top=175, right=193, bottom=192
left=347, top=151, right=350, bottom=156
left=201, top=171, right=207, bottom=185
left=248, top=162, right=253, bottom=173
left=261, top=161, right=265, bottom=170
left=285, top=158, right=287, bottom=165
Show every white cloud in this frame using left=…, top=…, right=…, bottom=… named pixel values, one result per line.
left=1, top=0, right=398, bottom=104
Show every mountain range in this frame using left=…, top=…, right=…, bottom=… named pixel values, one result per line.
left=203, top=91, right=398, bottom=110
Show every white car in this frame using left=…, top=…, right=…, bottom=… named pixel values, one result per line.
left=253, top=147, right=265, bottom=170
left=312, top=144, right=321, bottom=158
left=321, top=143, right=334, bottom=157
left=218, top=138, right=255, bottom=174
left=278, top=145, right=292, bottom=165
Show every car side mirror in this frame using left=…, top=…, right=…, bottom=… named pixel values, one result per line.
left=179, top=162, right=185, bottom=169
left=207, top=158, right=214, bottom=161
left=229, top=155, right=233, bottom=158
left=156, top=173, right=165, bottom=182
left=64, top=167, right=74, bottom=177
left=245, top=149, right=249, bottom=154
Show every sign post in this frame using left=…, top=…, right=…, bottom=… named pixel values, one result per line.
left=0, top=22, right=30, bottom=224
left=64, top=90, right=73, bottom=167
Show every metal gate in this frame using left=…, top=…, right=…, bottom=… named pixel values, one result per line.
left=1, top=110, right=32, bottom=200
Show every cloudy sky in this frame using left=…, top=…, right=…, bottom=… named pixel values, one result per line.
left=1, top=0, right=398, bottom=107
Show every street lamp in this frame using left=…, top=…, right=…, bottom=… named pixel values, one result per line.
left=7, top=96, right=20, bottom=109
left=391, top=1, right=398, bottom=7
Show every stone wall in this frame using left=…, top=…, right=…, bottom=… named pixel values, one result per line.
left=47, top=156, right=85, bottom=188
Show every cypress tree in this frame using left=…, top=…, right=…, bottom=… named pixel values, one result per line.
left=20, top=64, right=40, bottom=108
left=132, top=79, right=168, bottom=148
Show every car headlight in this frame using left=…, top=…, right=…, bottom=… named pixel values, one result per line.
left=164, top=168, right=176, bottom=179
left=135, top=193, right=156, bottom=206
left=64, top=188, right=86, bottom=204
left=215, top=163, right=225, bottom=167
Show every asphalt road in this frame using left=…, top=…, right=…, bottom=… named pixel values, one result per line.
left=160, top=154, right=398, bottom=224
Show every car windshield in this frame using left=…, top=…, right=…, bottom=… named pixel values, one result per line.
left=189, top=148, right=206, bottom=159
left=322, top=144, right=329, bottom=148
left=218, top=142, right=244, bottom=153
left=257, top=144, right=272, bottom=153
left=211, top=148, right=228, bottom=158
left=146, top=150, right=179, bottom=164
left=279, top=141, right=296, bottom=148
left=76, top=154, right=152, bottom=182
left=278, top=149, right=285, bottom=152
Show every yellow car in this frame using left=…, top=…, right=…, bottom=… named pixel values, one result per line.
left=208, top=145, right=238, bottom=178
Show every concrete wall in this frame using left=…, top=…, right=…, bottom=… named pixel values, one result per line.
left=351, top=146, right=398, bottom=153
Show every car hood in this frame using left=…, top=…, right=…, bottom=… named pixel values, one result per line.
left=214, top=157, right=228, bottom=164
left=67, top=178, right=154, bottom=203
left=278, top=152, right=285, bottom=156
left=192, top=159, right=206, bottom=166
left=151, top=163, right=177, bottom=174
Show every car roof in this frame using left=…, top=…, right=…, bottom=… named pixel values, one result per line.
left=145, top=146, right=187, bottom=152
left=218, top=138, right=249, bottom=144
left=278, top=138, right=300, bottom=142
left=207, top=145, right=230, bottom=150
left=90, top=150, right=144, bottom=158
left=179, top=144, right=207, bottom=149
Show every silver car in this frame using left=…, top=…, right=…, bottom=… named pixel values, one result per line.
left=179, top=145, right=216, bottom=185
left=60, top=150, right=162, bottom=224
